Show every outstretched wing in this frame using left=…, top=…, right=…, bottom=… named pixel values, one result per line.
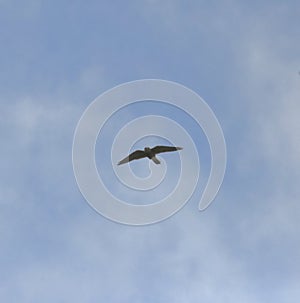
left=117, top=150, right=146, bottom=165
left=151, top=146, right=183, bottom=154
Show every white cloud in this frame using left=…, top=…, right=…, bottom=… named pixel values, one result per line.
left=1, top=2, right=300, bottom=302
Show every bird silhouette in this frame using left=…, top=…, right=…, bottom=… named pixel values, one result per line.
left=117, top=146, right=183, bottom=165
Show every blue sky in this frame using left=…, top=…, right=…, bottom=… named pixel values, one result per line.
left=1, top=1, right=300, bottom=302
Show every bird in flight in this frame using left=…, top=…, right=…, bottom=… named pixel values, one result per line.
left=117, top=146, right=183, bottom=165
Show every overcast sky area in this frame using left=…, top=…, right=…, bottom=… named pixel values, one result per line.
left=1, top=1, right=300, bottom=302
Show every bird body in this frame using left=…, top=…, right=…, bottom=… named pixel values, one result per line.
left=117, top=146, right=183, bottom=165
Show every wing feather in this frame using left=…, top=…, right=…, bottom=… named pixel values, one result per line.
left=117, top=150, right=146, bottom=165
left=151, top=146, right=183, bottom=154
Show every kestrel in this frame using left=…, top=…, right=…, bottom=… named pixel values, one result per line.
left=117, top=146, right=183, bottom=165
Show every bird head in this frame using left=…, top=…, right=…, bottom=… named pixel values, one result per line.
left=144, top=147, right=151, bottom=152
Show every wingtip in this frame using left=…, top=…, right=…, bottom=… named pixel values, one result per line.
left=117, top=160, right=128, bottom=165
left=177, top=147, right=183, bottom=150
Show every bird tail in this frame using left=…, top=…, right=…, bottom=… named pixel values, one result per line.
left=151, top=156, right=160, bottom=164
